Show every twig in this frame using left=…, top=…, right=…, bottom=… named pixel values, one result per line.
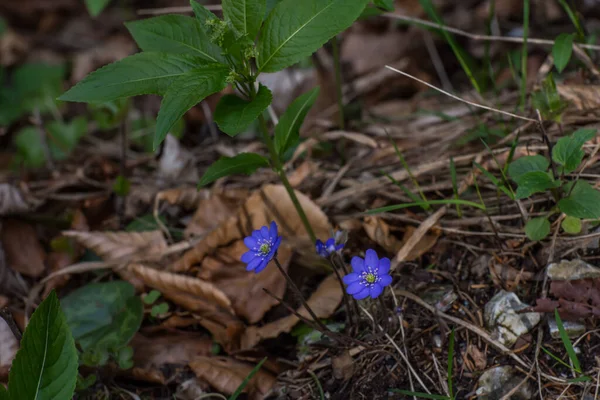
left=0, top=308, right=22, bottom=342
left=385, top=66, right=537, bottom=122
left=535, top=110, right=558, bottom=181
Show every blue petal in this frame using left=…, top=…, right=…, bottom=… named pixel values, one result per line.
left=325, top=238, right=335, bottom=247
left=365, top=249, right=378, bottom=269
left=370, top=283, right=384, bottom=298
left=273, top=236, right=282, bottom=251
left=244, top=236, right=257, bottom=249
left=335, top=244, right=345, bottom=251
left=251, top=229, right=262, bottom=239
left=379, top=274, right=393, bottom=287
left=346, top=281, right=365, bottom=295
left=260, top=226, right=270, bottom=239
left=350, top=256, right=364, bottom=273
left=241, top=251, right=256, bottom=263
left=378, top=257, right=391, bottom=275
left=253, top=259, right=269, bottom=273
left=269, top=221, right=278, bottom=239
left=342, top=272, right=360, bottom=284
left=246, top=257, right=263, bottom=271
left=353, top=287, right=370, bottom=300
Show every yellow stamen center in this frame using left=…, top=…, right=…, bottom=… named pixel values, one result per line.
left=259, top=243, right=270, bottom=255
left=365, top=273, right=376, bottom=284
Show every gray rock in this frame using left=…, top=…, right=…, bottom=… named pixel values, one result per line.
left=484, top=290, right=541, bottom=347
left=421, top=285, right=458, bottom=312
left=476, top=366, right=533, bottom=400
left=547, top=259, right=600, bottom=281
left=548, top=319, right=586, bottom=339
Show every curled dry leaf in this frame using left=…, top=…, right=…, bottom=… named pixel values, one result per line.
left=242, top=274, right=343, bottom=349
left=199, top=241, right=291, bottom=324
left=0, top=184, right=34, bottom=216
left=0, top=219, right=46, bottom=278
left=174, top=184, right=331, bottom=272
left=156, top=187, right=206, bottom=211
left=189, top=356, right=276, bottom=400
left=401, top=225, right=441, bottom=261
left=129, top=332, right=213, bottom=384
left=332, top=351, right=354, bottom=380
left=464, top=344, right=487, bottom=371
left=287, top=161, right=318, bottom=188
left=0, top=318, right=19, bottom=382
left=184, top=188, right=249, bottom=239
left=363, top=216, right=403, bottom=253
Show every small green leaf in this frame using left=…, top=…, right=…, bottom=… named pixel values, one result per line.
left=46, top=117, right=88, bottom=160
left=112, top=175, right=131, bottom=196
left=274, top=87, right=319, bottom=156
left=552, top=128, right=596, bottom=173
left=222, top=0, right=266, bottom=39
left=525, top=216, right=551, bottom=241
left=508, top=155, right=549, bottom=181
left=558, top=180, right=600, bottom=219
left=257, top=0, right=370, bottom=72
left=552, top=33, right=575, bottom=73
left=561, top=215, right=582, bottom=234
left=531, top=73, right=567, bottom=123
left=125, top=15, right=225, bottom=63
left=84, top=0, right=111, bottom=17
left=514, top=171, right=560, bottom=199
left=214, top=84, right=272, bottom=136
left=155, top=64, right=229, bottom=149
left=8, top=291, right=78, bottom=400
left=151, top=303, right=169, bottom=317
left=62, top=281, right=143, bottom=351
left=76, top=374, right=97, bottom=391
left=14, top=127, right=46, bottom=169
left=59, top=53, right=206, bottom=103
left=374, top=0, right=394, bottom=11
left=198, top=153, right=270, bottom=187
left=117, top=346, right=134, bottom=370
left=143, top=290, right=161, bottom=305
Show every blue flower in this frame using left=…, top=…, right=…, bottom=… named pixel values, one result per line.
left=241, top=221, right=282, bottom=273
left=315, top=237, right=344, bottom=258
left=342, top=249, right=392, bottom=300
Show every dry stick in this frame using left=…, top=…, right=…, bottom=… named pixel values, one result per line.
left=535, top=110, right=558, bottom=181
left=0, top=308, right=22, bottom=342
left=382, top=13, right=600, bottom=51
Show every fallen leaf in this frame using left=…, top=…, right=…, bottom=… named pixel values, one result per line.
left=0, top=318, right=18, bottom=382
left=332, top=350, right=354, bottom=380
left=189, top=356, right=276, bottom=400
left=1, top=219, right=46, bottom=277
left=0, top=29, right=28, bottom=67
left=363, top=216, right=403, bottom=253
left=287, top=161, right=318, bottom=188
left=174, top=184, right=331, bottom=271
left=199, top=241, right=291, bottom=324
left=557, top=84, right=600, bottom=110
left=241, top=274, right=343, bottom=349
left=464, top=344, right=487, bottom=371
left=130, top=332, right=213, bottom=384
left=401, top=225, right=441, bottom=261
left=184, top=188, right=249, bottom=239
left=0, top=184, right=35, bottom=216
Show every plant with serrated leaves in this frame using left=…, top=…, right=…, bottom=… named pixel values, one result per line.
left=60, top=0, right=380, bottom=243
left=508, top=128, right=600, bottom=241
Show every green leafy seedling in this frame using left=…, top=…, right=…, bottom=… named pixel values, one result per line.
left=552, top=33, right=575, bottom=73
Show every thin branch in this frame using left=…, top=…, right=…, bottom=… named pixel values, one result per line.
left=0, top=308, right=22, bottom=342
left=384, top=66, right=537, bottom=122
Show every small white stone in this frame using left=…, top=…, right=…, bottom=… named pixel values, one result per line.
left=484, top=290, right=541, bottom=347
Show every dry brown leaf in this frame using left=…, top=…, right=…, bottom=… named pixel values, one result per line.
left=0, top=29, right=28, bottom=67
left=199, top=241, right=290, bottom=324
left=241, top=274, right=342, bottom=349
left=184, top=188, right=249, bottom=239
left=464, top=344, right=487, bottom=371
left=189, top=356, right=276, bottom=400
left=63, top=230, right=167, bottom=263
left=129, top=332, right=213, bottom=384
left=557, top=84, right=600, bottom=110
left=332, top=351, right=354, bottom=380
left=0, top=318, right=18, bottom=382
left=363, top=216, right=403, bottom=253
left=174, top=184, right=331, bottom=271
left=287, top=161, right=318, bottom=188
left=401, top=225, right=441, bottom=261
left=1, top=219, right=45, bottom=278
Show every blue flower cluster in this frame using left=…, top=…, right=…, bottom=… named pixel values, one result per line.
left=241, top=222, right=393, bottom=299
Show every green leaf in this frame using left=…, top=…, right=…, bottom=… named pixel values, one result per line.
left=214, top=84, right=272, bottom=136
left=531, top=73, right=567, bottom=123
left=7, top=291, right=78, bottom=400
left=112, top=175, right=131, bottom=196
left=257, top=0, right=369, bottom=72
left=525, top=217, right=550, bottom=241
left=143, top=290, right=162, bottom=305
left=155, top=64, right=229, bottom=149
left=191, top=0, right=220, bottom=25
left=514, top=171, right=560, bottom=199
left=508, top=155, right=549, bottom=181
left=229, top=357, right=268, bottom=400
left=46, top=117, right=88, bottom=160
left=265, top=0, right=282, bottom=17
left=59, top=53, right=206, bottom=103
left=117, top=346, right=134, bottom=370
left=561, top=215, right=582, bottom=234
left=125, top=15, right=225, bottom=63
left=374, top=0, right=394, bottom=11
left=61, top=281, right=143, bottom=351
left=151, top=303, right=169, bottom=317
left=552, top=33, right=575, bottom=73
left=14, top=127, right=46, bottom=169
left=222, top=0, right=266, bottom=39
left=198, top=153, right=270, bottom=187
left=558, top=180, right=600, bottom=219
left=84, top=0, right=111, bottom=17
left=274, top=87, right=319, bottom=155
left=554, top=309, right=582, bottom=373
left=0, top=385, right=7, bottom=400
left=552, top=128, right=596, bottom=173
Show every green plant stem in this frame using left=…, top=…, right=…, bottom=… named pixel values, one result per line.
left=257, top=114, right=317, bottom=243
left=331, top=35, right=344, bottom=130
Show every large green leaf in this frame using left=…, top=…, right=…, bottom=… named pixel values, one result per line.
left=155, top=64, right=229, bottom=149
left=552, top=128, right=596, bottom=173
left=274, top=87, right=319, bottom=156
left=8, top=291, right=78, bottom=400
left=190, top=0, right=220, bottom=27
left=214, top=84, right=272, bottom=136
left=508, top=155, right=549, bottom=181
left=59, top=53, right=205, bottom=103
left=61, top=281, right=143, bottom=351
left=515, top=171, right=560, bottom=199
left=257, top=0, right=369, bottom=72
left=198, top=152, right=270, bottom=187
left=223, top=0, right=265, bottom=39
left=0, top=385, right=8, bottom=400
left=552, top=33, right=575, bottom=73
left=125, top=15, right=225, bottom=63
left=558, top=180, right=600, bottom=219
